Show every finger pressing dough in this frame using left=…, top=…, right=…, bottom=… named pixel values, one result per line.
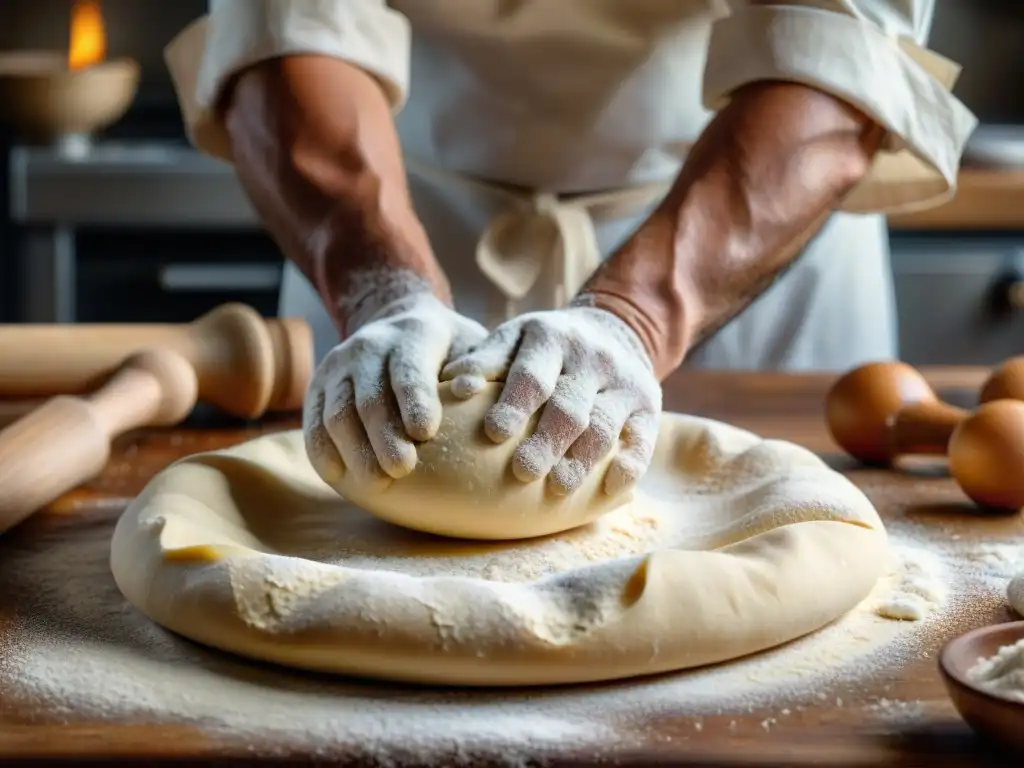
left=110, top=412, right=889, bottom=687
left=320, top=383, right=629, bottom=541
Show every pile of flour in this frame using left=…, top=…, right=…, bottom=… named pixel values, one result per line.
left=0, top=496, right=1015, bottom=764
left=967, top=638, right=1024, bottom=704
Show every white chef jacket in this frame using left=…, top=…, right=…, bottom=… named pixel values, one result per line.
left=165, top=1, right=977, bottom=371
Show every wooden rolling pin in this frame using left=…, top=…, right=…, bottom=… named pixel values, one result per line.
left=0, top=303, right=313, bottom=418
left=826, top=359, right=1024, bottom=465
left=0, top=348, right=198, bottom=535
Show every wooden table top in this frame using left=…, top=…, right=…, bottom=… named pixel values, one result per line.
left=887, top=168, right=1024, bottom=230
left=1, top=367, right=1022, bottom=766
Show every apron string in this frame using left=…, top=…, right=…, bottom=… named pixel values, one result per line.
left=402, top=155, right=674, bottom=327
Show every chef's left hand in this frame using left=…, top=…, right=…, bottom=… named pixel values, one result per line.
left=441, top=306, right=662, bottom=495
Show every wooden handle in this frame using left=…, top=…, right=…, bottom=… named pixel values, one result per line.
left=826, top=361, right=967, bottom=464
left=0, top=349, right=197, bottom=535
left=0, top=303, right=313, bottom=418
left=890, top=399, right=969, bottom=457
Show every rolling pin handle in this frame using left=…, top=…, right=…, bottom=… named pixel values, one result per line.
left=0, top=349, right=198, bottom=536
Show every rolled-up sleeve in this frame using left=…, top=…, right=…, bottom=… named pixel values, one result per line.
left=703, top=1, right=979, bottom=214
left=164, top=0, right=410, bottom=162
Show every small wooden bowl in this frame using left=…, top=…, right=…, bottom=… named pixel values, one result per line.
left=939, top=620, right=1024, bottom=751
left=0, top=50, right=139, bottom=141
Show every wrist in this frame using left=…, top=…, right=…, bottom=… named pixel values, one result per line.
left=312, top=180, right=451, bottom=335
left=575, top=214, right=698, bottom=380
left=318, top=236, right=452, bottom=337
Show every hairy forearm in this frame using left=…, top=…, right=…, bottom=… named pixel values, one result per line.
left=220, top=55, right=449, bottom=335
left=579, top=81, right=885, bottom=378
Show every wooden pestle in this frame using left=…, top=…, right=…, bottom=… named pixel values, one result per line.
left=0, top=348, right=198, bottom=535
left=827, top=359, right=1024, bottom=466
left=825, top=361, right=968, bottom=465
left=0, top=303, right=313, bottom=418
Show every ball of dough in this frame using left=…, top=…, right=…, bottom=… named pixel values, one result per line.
left=331, top=382, right=631, bottom=540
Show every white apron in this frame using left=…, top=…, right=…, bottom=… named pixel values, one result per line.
left=169, top=1, right=977, bottom=371
left=279, top=178, right=896, bottom=372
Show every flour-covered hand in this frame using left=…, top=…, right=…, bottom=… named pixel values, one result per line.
left=305, top=293, right=487, bottom=485
left=441, top=307, right=662, bottom=495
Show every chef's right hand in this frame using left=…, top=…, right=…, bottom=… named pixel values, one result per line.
left=303, top=292, right=487, bottom=486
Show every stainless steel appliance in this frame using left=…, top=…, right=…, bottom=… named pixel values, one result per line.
left=9, top=142, right=281, bottom=323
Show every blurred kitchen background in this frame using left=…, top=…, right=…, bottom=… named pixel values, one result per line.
left=0, top=0, right=1022, bottom=366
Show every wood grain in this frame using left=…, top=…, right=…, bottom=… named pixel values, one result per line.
left=888, top=169, right=1024, bottom=230
left=1, top=367, right=1022, bottom=766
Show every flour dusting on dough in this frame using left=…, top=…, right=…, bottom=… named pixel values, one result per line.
left=0, top=512, right=1004, bottom=763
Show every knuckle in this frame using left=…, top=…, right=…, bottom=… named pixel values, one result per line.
left=522, top=316, right=551, bottom=339
left=593, top=347, right=616, bottom=371
left=324, top=400, right=353, bottom=428
left=512, top=369, right=547, bottom=401
left=395, top=381, right=429, bottom=408
left=325, top=390, right=357, bottom=425
left=444, top=357, right=480, bottom=378
left=552, top=399, right=589, bottom=433
left=392, top=316, right=429, bottom=336
left=355, top=391, right=383, bottom=414
left=587, top=420, right=617, bottom=453
left=346, top=337, right=376, bottom=359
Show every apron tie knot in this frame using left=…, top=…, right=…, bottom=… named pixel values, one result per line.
left=476, top=193, right=602, bottom=325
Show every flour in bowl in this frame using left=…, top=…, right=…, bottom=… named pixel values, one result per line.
left=967, top=638, right=1024, bottom=704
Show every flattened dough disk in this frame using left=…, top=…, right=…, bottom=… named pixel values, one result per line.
left=110, top=413, right=889, bottom=687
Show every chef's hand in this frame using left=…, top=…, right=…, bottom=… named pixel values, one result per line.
left=441, top=306, right=661, bottom=495
left=304, top=292, right=487, bottom=485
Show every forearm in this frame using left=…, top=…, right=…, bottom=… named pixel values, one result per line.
left=579, top=81, right=884, bottom=378
left=220, top=55, right=448, bottom=336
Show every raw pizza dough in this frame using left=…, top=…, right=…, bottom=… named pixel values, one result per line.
left=110, top=412, right=889, bottom=687
left=326, top=383, right=629, bottom=540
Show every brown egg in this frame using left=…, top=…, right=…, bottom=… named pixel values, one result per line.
left=949, top=399, right=1024, bottom=511
left=980, top=357, right=1024, bottom=404
left=826, top=361, right=964, bottom=464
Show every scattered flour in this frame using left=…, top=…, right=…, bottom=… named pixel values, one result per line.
left=966, top=638, right=1024, bottom=704
left=0, top=494, right=1013, bottom=763
left=874, top=547, right=946, bottom=621
left=961, top=543, right=1024, bottom=579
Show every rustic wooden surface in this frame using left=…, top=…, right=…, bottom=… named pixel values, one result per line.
left=1, top=367, right=1023, bottom=766
left=888, top=169, right=1024, bottom=230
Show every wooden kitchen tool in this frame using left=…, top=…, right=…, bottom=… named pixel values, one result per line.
left=0, top=348, right=198, bottom=535
left=825, top=361, right=968, bottom=464
left=949, top=399, right=1024, bottom=510
left=0, top=303, right=313, bottom=419
left=980, top=356, right=1024, bottom=405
